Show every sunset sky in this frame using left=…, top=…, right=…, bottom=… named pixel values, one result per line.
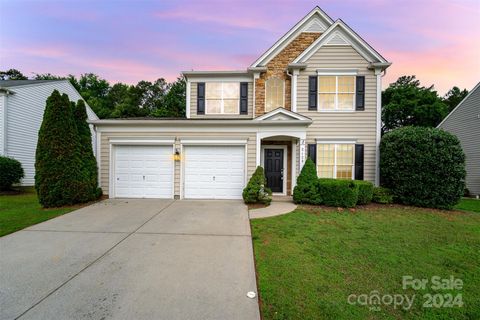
left=1, top=0, right=479, bottom=94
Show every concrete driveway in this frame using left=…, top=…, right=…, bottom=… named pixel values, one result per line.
left=0, top=200, right=260, bottom=320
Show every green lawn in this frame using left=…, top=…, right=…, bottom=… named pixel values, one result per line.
left=455, top=198, right=480, bottom=213
left=0, top=192, right=77, bottom=237
left=251, top=205, right=480, bottom=320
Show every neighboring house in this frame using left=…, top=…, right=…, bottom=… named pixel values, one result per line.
left=0, top=80, right=99, bottom=186
left=438, top=82, right=480, bottom=196
left=90, top=6, right=390, bottom=199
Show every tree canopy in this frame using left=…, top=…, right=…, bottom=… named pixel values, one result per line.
left=0, top=69, right=28, bottom=80
left=381, top=76, right=466, bottom=133
left=1, top=69, right=186, bottom=119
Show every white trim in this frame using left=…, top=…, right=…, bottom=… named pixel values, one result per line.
left=250, top=6, right=334, bottom=67
left=291, top=69, right=299, bottom=112
left=186, top=80, right=191, bottom=119
left=317, top=68, right=358, bottom=76
left=437, top=82, right=480, bottom=128
left=261, top=145, right=288, bottom=196
left=293, top=20, right=389, bottom=64
left=109, top=138, right=175, bottom=145
left=180, top=139, right=248, bottom=145
left=254, top=108, right=311, bottom=121
left=375, top=71, right=382, bottom=186
left=109, top=143, right=175, bottom=199
left=315, top=139, right=357, bottom=144
left=188, top=76, right=252, bottom=82
left=264, top=77, right=285, bottom=113
left=291, top=140, right=297, bottom=188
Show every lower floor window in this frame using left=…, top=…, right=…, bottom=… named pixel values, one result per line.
left=317, top=143, right=354, bottom=179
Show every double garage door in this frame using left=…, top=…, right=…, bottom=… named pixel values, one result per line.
left=114, top=145, right=245, bottom=199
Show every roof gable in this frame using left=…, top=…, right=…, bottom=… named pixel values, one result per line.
left=437, top=82, right=480, bottom=128
left=293, top=20, right=389, bottom=65
left=250, top=6, right=334, bottom=68
left=254, top=108, right=311, bottom=121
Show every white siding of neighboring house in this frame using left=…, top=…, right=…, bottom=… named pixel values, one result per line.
left=5, top=81, right=98, bottom=186
left=0, top=93, right=5, bottom=155
left=438, top=83, right=480, bottom=196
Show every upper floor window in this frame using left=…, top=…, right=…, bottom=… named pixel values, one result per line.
left=318, top=76, right=355, bottom=111
left=205, top=82, right=239, bottom=114
left=317, top=143, right=354, bottom=179
left=265, top=77, right=284, bottom=112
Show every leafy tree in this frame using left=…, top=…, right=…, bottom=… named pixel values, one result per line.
left=0, top=69, right=28, bottom=80
left=34, top=73, right=67, bottom=80
left=382, top=76, right=448, bottom=133
left=134, top=78, right=168, bottom=113
left=74, top=100, right=102, bottom=200
left=153, top=76, right=186, bottom=118
left=35, top=90, right=85, bottom=207
left=443, top=86, right=468, bottom=112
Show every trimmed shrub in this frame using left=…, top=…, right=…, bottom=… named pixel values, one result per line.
left=380, top=126, right=465, bottom=209
left=243, top=166, right=272, bottom=205
left=372, top=187, right=393, bottom=204
left=35, top=90, right=87, bottom=207
left=354, top=180, right=374, bottom=205
left=293, top=158, right=321, bottom=204
left=318, top=179, right=358, bottom=208
left=74, top=99, right=102, bottom=200
left=0, top=156, right=24, bottom=190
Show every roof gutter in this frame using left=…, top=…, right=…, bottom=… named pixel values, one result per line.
left=88, top=119, right=312, bottom=126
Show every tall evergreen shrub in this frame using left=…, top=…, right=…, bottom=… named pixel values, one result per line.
left=74, top=100, right=102, bottom=199
left=293, top=158, right=321, bottom=204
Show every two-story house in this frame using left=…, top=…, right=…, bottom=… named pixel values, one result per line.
left=90, top=6, right=391, bottom=199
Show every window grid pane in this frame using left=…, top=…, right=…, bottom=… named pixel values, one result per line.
left=265, top=77, right=284, bottom=112
left=318, top=76, right=355, bottom=110
left=317, top=144, right=354, bottom=179
left=205, top=82, right=239, bottom=114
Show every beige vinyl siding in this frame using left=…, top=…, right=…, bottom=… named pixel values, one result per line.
left=439, top=84, right=480, bottom=195
left=99, top=131, right=257, bottom=197
left=297, top=46, right=378, bottom=183
left=190, top=82, right=253, bottom=118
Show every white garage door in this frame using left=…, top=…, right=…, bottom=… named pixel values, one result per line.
left=184, top=145, right=245, bottom=199
left=114, top=145, right=173, bottom=198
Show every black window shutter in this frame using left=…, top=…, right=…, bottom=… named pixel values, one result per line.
left=356, top=76, right=365, bottom=111
left=308, top=144, right=317, bottom=164
left=240, top=82, right=248, bottom=115
left=197, top=82, right=205, bottom=115
left=354, top=144, right=364, bottom=180
left=308, top=76, right=317, bottom=110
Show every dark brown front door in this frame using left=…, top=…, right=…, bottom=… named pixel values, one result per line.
left=264, top=149, right=283, bottom=193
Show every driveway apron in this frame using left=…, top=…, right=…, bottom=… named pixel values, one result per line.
left=0, top=199, right=260, bottom=320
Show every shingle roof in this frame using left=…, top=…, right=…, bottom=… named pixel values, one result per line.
left=0, top=80, right=65, bottom=88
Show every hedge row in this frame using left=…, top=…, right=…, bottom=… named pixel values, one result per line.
left=293, top=158, right=380, bottom=208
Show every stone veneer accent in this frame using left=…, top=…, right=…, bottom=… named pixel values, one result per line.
left=255, top=32, right=321, bottom=116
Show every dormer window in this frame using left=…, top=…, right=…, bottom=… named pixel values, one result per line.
left=265, top=77, right=285, bottom=112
